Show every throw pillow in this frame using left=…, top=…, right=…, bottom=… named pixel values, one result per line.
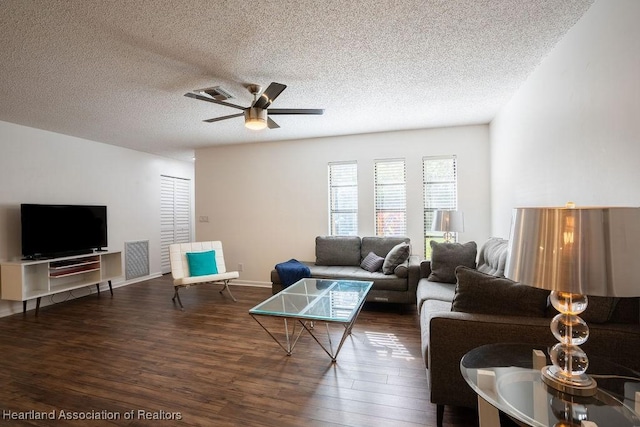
left=382, top=242, right=410, bottom=274
left=428, top=240, right=477, bottom=284
left=360, top=251, right=384, bottom=272
left=574, top=296, right=617, bottom=324
left=394, top=260, right=409, bottom=278
left=186, top=250, right=218, bottom=277
left=452, top=266, right=550, bottom=317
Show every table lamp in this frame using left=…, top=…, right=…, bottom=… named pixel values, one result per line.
left=432, top=210, right=464, bottom=243
left=505, top=204, right=640, bottom=396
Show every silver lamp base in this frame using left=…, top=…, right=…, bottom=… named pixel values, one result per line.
left=541, top=365, right=598, bottom=397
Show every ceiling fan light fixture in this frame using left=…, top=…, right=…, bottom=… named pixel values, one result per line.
left=244, top=108, right=267, bottom=130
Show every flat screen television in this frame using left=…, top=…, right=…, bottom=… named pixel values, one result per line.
left=21, top=204, right=108, bottom=259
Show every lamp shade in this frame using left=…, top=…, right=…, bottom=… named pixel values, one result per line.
left=505, top=207, right=640, bottom=297
left=431, top=210, right=464, bottom=233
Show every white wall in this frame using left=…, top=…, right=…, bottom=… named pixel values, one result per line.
left=490, top=0, right=640, bottom=237
left=195, top=125, right=490, bottom=285
left=0, top=120, right=194, bottom=315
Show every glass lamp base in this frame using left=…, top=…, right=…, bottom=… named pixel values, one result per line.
left=541, top=365, right=598, bottom=397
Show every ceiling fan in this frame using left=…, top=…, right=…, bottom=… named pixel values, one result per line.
left=184, top=82, right=324, bottom=130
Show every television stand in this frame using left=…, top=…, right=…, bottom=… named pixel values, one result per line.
left=1, top=251, right=123, bottom=316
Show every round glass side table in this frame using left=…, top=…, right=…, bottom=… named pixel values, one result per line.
left=460, top=343, right=640, bottom=427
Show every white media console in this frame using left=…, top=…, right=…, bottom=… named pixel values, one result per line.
left=0, top=251, right=123, bottom=315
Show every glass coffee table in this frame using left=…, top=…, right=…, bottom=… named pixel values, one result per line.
left=249, top=278, right=373, bottom=362
left=460, top=343, right=640, bottom=427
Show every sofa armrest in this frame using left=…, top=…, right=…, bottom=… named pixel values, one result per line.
left=426, top=310, right=640, bottom=409
left=427, top=311, right=553, bottom=409
left=406, top=255, right=421, bottom=294
left=419, top=259, right=432, bottom=278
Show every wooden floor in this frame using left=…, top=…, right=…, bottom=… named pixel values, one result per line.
left=0, top=275, right=480, bottom=426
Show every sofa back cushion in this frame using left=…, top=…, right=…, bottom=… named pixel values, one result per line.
left=361, top=237, right=409, bottom=261
left=315, top=236, right=361, bottom=266
left=476, top=237, right=509, bottom=277
left=452, top=266, right=550, bottom=317
left=428, top=240, right=477, bottom=284
left=609, top=297, right=640, bottom=324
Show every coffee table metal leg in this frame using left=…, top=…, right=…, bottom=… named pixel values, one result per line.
left=300, top=318, right=356, bottom=362
left=250, top=314, right=306, bottom=355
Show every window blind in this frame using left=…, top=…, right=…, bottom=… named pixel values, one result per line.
left=375, top=159, right=406, bottom=237
left=423, top=156, right=458, bottom=257
left=328, top=162, right=358, bottom=236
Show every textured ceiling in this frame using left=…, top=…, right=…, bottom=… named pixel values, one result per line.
left=0, top=0, right=594, bottom=161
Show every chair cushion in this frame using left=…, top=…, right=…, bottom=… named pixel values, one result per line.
left=186, top=250, right=218, bottom=276
left=427, top=240, right=477, bottom=284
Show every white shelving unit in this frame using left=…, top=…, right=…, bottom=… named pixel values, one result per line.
left=0, top=251, right=123, bottom=315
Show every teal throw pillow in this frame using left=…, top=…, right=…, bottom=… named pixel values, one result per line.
left=186, top=250, right=218, bottom=277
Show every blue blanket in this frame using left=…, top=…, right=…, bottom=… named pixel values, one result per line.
left=275, top=259, right=311, bottom=288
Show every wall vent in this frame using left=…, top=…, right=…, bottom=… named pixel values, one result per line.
left=125, top=240, right=150, bottom=280
left=197, top=86, right=235, bottom=101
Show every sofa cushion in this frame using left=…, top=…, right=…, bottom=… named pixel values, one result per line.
left=428, top=241, right=477, bottom=284
left=315, top=236, right=361, bottom=266
left=382, top=242, right=411, bottom=274
left=308, top=265, right=408, bottom=291
left=476, top=237, right=508, bottom=277
left=360, top=251, right=384, bottom=272
left=416, top=278, right=457, bottom=313
left=361, top=237, right=410, bottom=261
left=452, top=266, right=550, bottom=317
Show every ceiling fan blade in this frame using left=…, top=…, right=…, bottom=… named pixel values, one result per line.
left=268, top=108, right=324, bottom=115
left=203, top=113, right=244, bottom=123
left=252, top=82, right=287, bottom=109
left=267, top=117, right=280, bottom=129
left=184, top=92, right=246, bottom=111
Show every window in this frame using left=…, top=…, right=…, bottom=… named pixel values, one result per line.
left=328, top=162, right=358, bottom=235
left=423, top=156, right=457, bottom=257
left=375, top=159, right=406, bottom=237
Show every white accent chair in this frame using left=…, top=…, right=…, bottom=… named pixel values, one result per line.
left=169, top=241, right=238, bottom=309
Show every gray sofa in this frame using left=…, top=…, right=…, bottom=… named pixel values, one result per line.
left=271, top=236, right=421, bottom=304
left=418, top=237, right=640, bottom=427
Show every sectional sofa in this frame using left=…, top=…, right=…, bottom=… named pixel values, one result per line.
left=417, top=238, right=640, bottom=427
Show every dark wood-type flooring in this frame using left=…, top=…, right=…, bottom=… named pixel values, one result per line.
left=0, top=275, right=481, bottom=426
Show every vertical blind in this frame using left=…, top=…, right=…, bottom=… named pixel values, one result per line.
left=160, top=175, right=191, bottom=273
left=423, top=155, right=458, bottom=257
left=328, top=162, right=358, bottom=236
left=375, top=159, right=406, bottom=237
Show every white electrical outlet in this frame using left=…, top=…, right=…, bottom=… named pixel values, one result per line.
left=198, top=216, right=209, bottom=222
left=238, top=263, right=243, bottom=272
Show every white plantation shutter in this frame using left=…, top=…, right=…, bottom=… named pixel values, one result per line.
left=328, top=162, right=358, bottom=235
left=423, top=156, right=458, bottom=257
left=161, top=175, right=192, bottom=273
left=375, top=159, right=406, bottom=237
